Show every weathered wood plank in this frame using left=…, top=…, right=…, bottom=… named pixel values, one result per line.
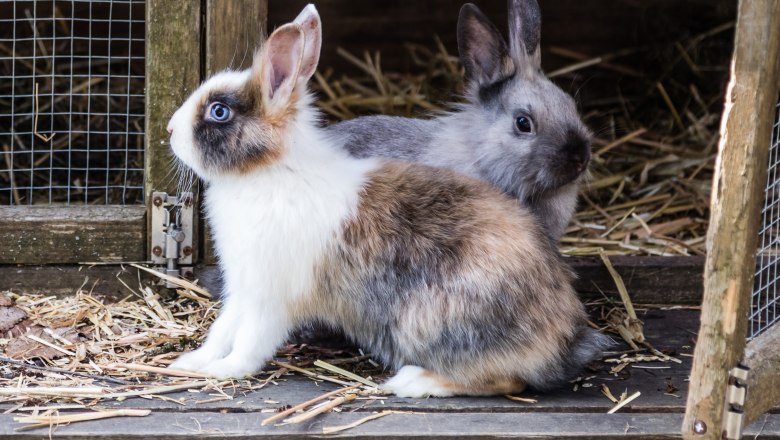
left=0, top=257, right=705, bottom=302
left=0, top=206, right=145, bottom=264
left=744, top=324, right=780, bottom=427
left=269, top=0, right=736, bottom=74
left=0, top=265, right=150, bottom=297
left=682, top=1, right=780, bottom=438
left=570, top=256, right=704, bottom=304
left=2, top=411, right=780, bottom=439
left=205, top=0, right=267, bottom=76
left=144, top=0, right=202, bottom=262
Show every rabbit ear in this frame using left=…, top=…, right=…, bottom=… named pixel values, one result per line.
left=293, top=4, right=322, bottom=82
left=507, top=0, right=542, bottom=67
left=253, top=23, right=305, bottom=109
left=457, top=3, right=514, bottom=87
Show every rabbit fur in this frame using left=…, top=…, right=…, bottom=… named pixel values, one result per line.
left=330, top=0, right=591, bottom=243
left=167, top=5, right=609, bottom=397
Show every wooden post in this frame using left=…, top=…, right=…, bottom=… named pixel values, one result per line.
left=743, top=324, right=780, bottom=426
left=202, top=0, right=268, bottom=263
left=144, top=0, right=202, bottom=256
left=682, top=1, right=780, bottom=439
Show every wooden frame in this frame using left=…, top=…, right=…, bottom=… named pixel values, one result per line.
left=682, top=0, right=780, bottom=438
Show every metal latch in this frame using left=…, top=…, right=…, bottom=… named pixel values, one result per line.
left=723, top=363, right=750, bottom=440
left=150, top=191, right=194, bottom=287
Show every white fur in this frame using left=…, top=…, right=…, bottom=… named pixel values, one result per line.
left=168, top=78, right=378, bottom=377
left=383, top=366, right=456, bottom=398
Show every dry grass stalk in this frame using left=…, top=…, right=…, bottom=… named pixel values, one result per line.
left=283, top=393, right=358, bottom=424
left=607, top=391, right=642, bottom=414
left=313, top=359, right=380, bottom=388
left=505, top=395, right=539, bottom=404
left=261, top=385, right=360, bottom=426
left=14, top=409, right=151, bottom=430
left=322, top=410, right=412, bottom=435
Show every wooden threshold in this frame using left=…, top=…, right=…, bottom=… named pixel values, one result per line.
left=0, top=256, right=705, bottom=303
left=0, top=206, right=146, bottom=264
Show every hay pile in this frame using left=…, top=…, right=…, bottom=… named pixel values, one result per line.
left=0, top=273, right=387, bottom=431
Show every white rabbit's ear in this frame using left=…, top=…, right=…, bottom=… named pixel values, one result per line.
left=457, top=3, right=514, bottom=87
left=507, top=0, right=542, bottom=68
left=293, top=4, right=322, bottom=82
left=253, top=23, right=305, bottom=109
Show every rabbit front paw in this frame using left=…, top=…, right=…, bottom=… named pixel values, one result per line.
left=169, top=348, right=222, bottom=372
left=196, top=356, right=263, bottom=379
left=383, top=365, right=456, bottom=398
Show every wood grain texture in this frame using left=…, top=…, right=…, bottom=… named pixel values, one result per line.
left=570, top=256, right=705, bottom=304
left=744, top=324, right=780, bottom=427
left=0, top=206, right=145, bottom=264
left=144, top=0, right=201, bottom=262
left=206, top=0, right=267, bottom=76
left=0, top=257, right=704, bottom=302
left=682, top=1, right=780, bottom=438
left=268, top=0, right=736, bottom=73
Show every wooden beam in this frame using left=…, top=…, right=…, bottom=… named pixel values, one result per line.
left=205, top=0, right=267, bottom=76
left=202, top=0, right=268, bottom=263
left=682, top=1, right=780, bottom=439
left=570, top=256, right=704, bottom=304
left=743, top=324, right=780, bottom=427
left=0, top=257, right=705, bottom=302
left=0, top=206, right=145, bottom=264
left=1, top=411, right=780, bottom=439
left=144, top=0, right=202, bottom=260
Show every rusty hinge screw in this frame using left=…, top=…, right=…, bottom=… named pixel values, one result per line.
left=182, top=246, right=193, bottom=257
left=182, top=196, right=193, bottom=207
left=693, top=420, right=707, bottom=434
left=152, top=246, right=163, bottom=257
left=153, top=196, right=163, bottom=207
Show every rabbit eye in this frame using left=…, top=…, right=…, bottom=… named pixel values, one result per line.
left=515, top=115, right=533, bottom=134
left=206, top=102, right=233, bottom=122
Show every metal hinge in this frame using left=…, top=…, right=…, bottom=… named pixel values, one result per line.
left=150, top=191, right=194, bottom=287
left=723, top=363, right=750, bottom=440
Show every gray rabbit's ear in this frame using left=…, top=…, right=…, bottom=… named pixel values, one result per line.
left=457, top=3, right=515, bottom=87
left=507, top=0, right=542, bottom=68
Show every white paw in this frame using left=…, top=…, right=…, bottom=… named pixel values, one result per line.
left=169, top=348, right=220, bottom=372
left=195, top=357, right=263, bottom=380
left=383, top=365, right=455, bottom=398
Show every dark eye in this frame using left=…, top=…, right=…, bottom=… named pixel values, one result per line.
left=515, top=115, right=533, bottom=134
left=207, top=102, right=232, bottom=122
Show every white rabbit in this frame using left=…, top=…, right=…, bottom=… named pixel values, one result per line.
left=167, top=5, right=609, bottom=397
left=329, top=0, right=591, bottom=242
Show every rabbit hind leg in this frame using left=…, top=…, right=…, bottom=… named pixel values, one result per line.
left=383, top=365, right=525, bottom=398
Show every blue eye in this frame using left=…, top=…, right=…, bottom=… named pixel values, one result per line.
left=207, top=102, right=232, bottom=122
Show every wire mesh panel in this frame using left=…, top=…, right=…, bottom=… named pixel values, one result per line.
left=750, top=98, right=780, bottom=339
left=0, top=0, right=145, bottom=205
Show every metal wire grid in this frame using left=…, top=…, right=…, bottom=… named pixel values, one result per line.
left=750, top=98, right=780, bottom=340
left=0, top=0, right=145, bottom=205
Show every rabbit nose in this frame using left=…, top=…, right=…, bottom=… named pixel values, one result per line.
left=167, top=124, right=173, bottom=135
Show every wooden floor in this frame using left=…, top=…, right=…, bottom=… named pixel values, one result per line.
left=1, top=309, right=778, bottom=439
